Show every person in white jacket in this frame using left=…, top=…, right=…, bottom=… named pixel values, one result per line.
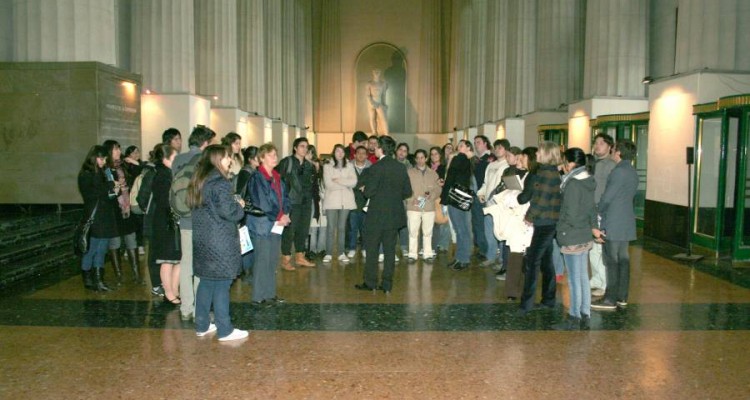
left=476, top=139, right=510, bottom=268
left=322, top=144, right=358, bottom=263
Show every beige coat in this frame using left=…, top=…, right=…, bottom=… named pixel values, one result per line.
left=406, top=167, right=441, bottom=212
left=322, top=162, right=357, bottom=210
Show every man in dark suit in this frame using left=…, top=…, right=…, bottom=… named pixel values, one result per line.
left=591, top=140, right=639, bottom=311
left=356, top=135, right=412, bottom=293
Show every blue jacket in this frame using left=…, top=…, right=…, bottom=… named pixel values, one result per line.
left=192, top=170, right=245, bottom=279
left=245, top=168, right=291, bottom=237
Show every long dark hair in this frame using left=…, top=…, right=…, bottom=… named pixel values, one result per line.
left=563, top=147, right=588, bottom=169
left=79, top=145, right=107, bottom=175
left=332, top=144, right=348, bottom=168
left=429, top=146, right=444, bottom=166
left=222, top=132, right=244, bottom=166
left=102, top=140, right=121, bottom=169
left=242, top=146, right=259, bottom=166
left=522, top=146, right=538, bottom=174
left=187, top=145, right=231, bottom=209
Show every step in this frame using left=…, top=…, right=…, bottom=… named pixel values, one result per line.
left=0, top=220, right=78, bottom=251
left=0, top=241, right=77, bottom=289
left=0, top=231, right=73, bottom=267
left=0, top=210, right=82, bottom=234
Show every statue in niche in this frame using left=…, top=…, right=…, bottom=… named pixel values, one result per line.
left=366, top=69, right=389, bottom=135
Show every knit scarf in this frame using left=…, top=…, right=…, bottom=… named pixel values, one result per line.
left=560, top=166, right=589, bottom=191
left=112, top=160, right=131, bottom=218
left=260, top=165, right=284, bottom=220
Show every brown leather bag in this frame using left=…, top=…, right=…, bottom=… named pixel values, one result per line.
left=434, top=199, right=449, bottom=224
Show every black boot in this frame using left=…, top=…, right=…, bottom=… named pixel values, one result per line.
left=94, top=268, right=112, bottom=292
left=81, top=270, right=96, bottom=291
left=580, top=314, right=591, bottom=330
left=126, top=249, right=142, bottom=283
left=109, top=249, right=123, bottom=284
left=552, top=316, right=582, bottom=331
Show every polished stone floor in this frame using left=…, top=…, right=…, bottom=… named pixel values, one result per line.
left=2, top=239, right=750, bottom=398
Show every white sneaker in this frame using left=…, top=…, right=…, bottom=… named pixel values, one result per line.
left=322, top=255, right=333, bottom=263
left=378, top=254, right=384, bottom=262
left=347, top=250, right=356, bottom=258
left=338, top=254, right=350, bottom=263
left=218, top=329, right=249, bottom=342
left=196, top=323, right=217, bottom=337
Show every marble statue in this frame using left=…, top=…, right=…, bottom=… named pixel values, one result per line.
left=366, top=69, right=389, bottom=135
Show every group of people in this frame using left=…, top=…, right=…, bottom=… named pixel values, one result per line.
left=77, top=124, right=637, bottom=341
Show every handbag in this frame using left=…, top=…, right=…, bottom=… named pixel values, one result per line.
left=447, top=183, right=474, bottom=211
left=73, top=201, right=98, bottom=256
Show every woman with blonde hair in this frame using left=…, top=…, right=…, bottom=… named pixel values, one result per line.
left=189, top=144, right=248, bottom=341
left=516, top=141, right=562, bottom=315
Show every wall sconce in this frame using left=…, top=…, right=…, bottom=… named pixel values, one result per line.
left=642, top=76, right=653, bottom=84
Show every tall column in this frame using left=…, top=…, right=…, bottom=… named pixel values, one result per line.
left=238, top=0, right=266, bottom=115
left=484, top=0, right=508, bottom=122
left=295, top=0, right=307, bottom=128
left=535, top=0, right=584, bottom=110
left=583, top=0, right=647, bottom=98
left=448, top=0, right=471, bottom=130
left=195, top=0, right=238, bottom=108
left=314, top=0, right=341, bottom=133
left=265, top=0, right=283, bottom=120
left=13, top=0, right=116, bottom=64
left=417, top=0, right=442, bottom=134
left=505, top=0, right=536, bottom=117
left=675, top=0, right=750, bottom=73
left=281, top=0, right=297, bottom=124
left=131, top=0, right=195, bottom=93
left=302, top=0, right=313, bottom=132
left=649, top=0, right=677, bottom=79
left=468, top=0, right=487, bottom=125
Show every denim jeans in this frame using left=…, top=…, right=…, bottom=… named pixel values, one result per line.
left=552, top=238, right=565, bottom=276
left=325, top=209, right=350, bottom=257
left=563, top=251, right=591, bottom=318
left=471, top=196, right=487, bottom=255
left=520, top=224, right=557, bottom=311
left=194, top=278, right=234, bottom=338
left=483, top=214, right=499, bottom=261
left=81, top=237, right=110, bottom=270
left=448, top=206, right=472, bottom=263
left=603, top=240, right=631, bottom=303
left=347, top=210, right=366, bottom=251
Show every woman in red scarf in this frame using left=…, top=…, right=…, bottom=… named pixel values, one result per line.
left=244, top=143, right=291, bottom=307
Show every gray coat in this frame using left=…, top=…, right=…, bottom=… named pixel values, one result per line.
left=593, top=154, right=616, bottom=204
left=556, top=170, right=597, bottom=247
left=192, top=170, right=245, bottom=280
left=599, top=160, right=638, bottom=241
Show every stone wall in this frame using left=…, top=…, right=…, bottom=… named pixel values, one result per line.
left=0, top=62, right=141, bottom=204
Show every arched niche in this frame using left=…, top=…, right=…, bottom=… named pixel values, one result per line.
left=355, top=43, right=406, bottom=133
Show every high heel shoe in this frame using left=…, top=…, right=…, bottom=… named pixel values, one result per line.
left=164, top=296, right=181, bottom=305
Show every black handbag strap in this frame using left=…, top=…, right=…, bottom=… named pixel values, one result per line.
left=87, top=201, right=99, bottom=223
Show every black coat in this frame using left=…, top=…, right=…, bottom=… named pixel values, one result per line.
left=193, top=170, right=246, bottom=279
left=78, top=170, right=119, bottom=239
left=149, top=163, right=181, bottom=261
left=440, top=153, right=472, bottom=205
left=363, top=156, right=412, bottom=231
